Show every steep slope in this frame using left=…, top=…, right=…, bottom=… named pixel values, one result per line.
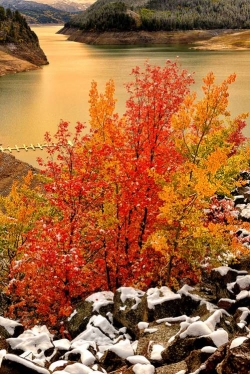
left=0, top=6, right=48, bottom=72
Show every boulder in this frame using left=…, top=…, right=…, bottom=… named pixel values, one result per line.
left=216, top=337, right=250, bottom=374
left=185, top=348, right=214, bottom=373
left=161, top=335, right=198, bottom=363
left=1, top=354, right=50, bottom=374
left=113, top=287, right=147, bottom=338
left=2, top=266, right=250, bottom=373
left=0, top=317, right=24, bottom=339
left=100, top=350, right=126, bottom=372
left=66, top=291, right=114, bottom=339
left=197, top=343, right=227, bottom=374
left=210, top=266, right=247, bottom=300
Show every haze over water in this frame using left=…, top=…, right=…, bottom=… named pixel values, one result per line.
left=0, top=25, right=250, bottom=166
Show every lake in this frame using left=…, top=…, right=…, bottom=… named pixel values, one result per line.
left=1, top=25, right=250, bottom=166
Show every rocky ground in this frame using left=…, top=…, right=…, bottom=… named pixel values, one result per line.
left=1, top=265, right=250, bottom=373
left=0, top=48, right=40, bottom=76
left=58, top=28, right=250, bottom=50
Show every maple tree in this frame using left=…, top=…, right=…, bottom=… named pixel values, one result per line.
left=8, top=61, right=194, bottom=327
left=7, top=63, right=250, bottom=329
left=86, top=61, right=194, bottom=289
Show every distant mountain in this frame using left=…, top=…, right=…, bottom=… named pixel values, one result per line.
left=37, top=0, right=91, bottom=13
left=65, top=0, right=250, bottom=31
left=0, top=0, right=90, bottom=23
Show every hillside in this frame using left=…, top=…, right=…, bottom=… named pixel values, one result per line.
left=0, top=6, right=48, bottom=74
left=0, top=0, right=80, bottom=23
left=64, top=0, right=250, bottom=32
left=42, top=0, right=91, bottom=13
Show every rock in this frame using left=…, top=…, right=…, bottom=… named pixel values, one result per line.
left=198, top=343, right=227, bottom=374
left=100, top=350, right=126, bottom=372
left=113, top=287, right=147, bottom=338
left=217, top=298, right=236, bottom=313
left=66, top=300, right=96, bottom=339
left=66, top=291, right=114, bottom=339
left=155, top=361, right=188, bottom=373
left=210, top=266, right=246, bottom=300
left=161, top=335, right=198, bottom=364
left=216, top=337, right=250, bottom=374
left=107, top=366, right=132, bottom=373
left=147, top=284, right=201, bottom=323
left=185, top=349, right=213, bottom=373
left=233, top=274, right=250, bottom=293
left=0, top=317, right=24, bottom=339
left=233, top=307, right=250, bottom=329
left=2, top=266, right=250, bottom=373
left=1, top=354, right=50, bottom=374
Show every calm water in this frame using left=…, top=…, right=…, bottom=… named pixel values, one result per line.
left=1, top=25, right=250, bottom=166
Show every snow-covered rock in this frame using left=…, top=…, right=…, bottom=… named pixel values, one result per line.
left=1, top=265, right=250, bottom=373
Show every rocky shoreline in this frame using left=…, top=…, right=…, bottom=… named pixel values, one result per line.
left=0, top=36, right=48, bottom=76
left=0, top=49, right=40, bottom=76
left=58, top=27, right=250, bottom=50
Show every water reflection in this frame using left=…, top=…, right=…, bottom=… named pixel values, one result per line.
left=0, top=25, right=249, bottom=166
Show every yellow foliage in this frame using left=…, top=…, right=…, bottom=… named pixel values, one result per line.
left=0, top=172, right=49, bottom=290
left=89, top=79, right=117, bottom=144
left=148, top=72, right=250, bottom=284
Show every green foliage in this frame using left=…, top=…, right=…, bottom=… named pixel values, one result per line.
left=143, top=0, right=250, bottom=30
left=70, top=1, right=136, bottom=31
left=0, top=7, right=38, bottom=43
left=68, top=0, right=250, bottom=31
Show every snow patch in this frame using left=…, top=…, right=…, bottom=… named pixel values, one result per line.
left=85, top=291, right=114, bottom=313
left=150, top=344, right=165, bottom=360
left=0, top=316, right=22, bottom=336
left=118, top=287, right=145, bottom=310
left=230, top=336, right=248, bottom=349
left=4, top=354, right=50, bottom=373
left=126, top=355, right=150, bottom=364
left=147, top=286, right=181, bottom=309
left=133, top=363, right=155, bottom=373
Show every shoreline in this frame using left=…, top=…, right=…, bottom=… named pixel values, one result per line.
left=0, top=49, right=40, bottom=76
left=1, top=27, right=250, bottom=77
left=59, top=27, right=250, bottom=50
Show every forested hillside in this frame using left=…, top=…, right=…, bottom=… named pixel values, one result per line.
left=0, top=6, right=38, bottom=43
left=0, top=6, right=48, bottom=65
left=66, top=0, right=250, bottom=31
